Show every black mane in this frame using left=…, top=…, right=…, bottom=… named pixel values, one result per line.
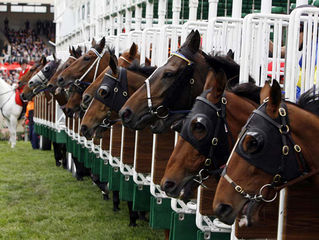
left=297, top=86, right=319, bottom=116
left=127, top=61, right=157, bottom=77
left=205, top=53, right=255, bottom=87
left=229, top=82, right=261, bottom=104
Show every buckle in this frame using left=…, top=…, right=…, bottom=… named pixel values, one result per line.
left=282, top=145, right=289, bottom=155
left=212, top=138, right=218, bottom=146
left=279, top=125, right=289, bottom=134
left=235, top=185, right=243, bottom=193
left=294, top=144, right=301, bottom=152
left=221, top=97, right=227, bottom=104
left=279, top=107, right=286, bottom=117
left=273, top=174, right=281, bottom=183
left=205, top=158, right=212, bottom=166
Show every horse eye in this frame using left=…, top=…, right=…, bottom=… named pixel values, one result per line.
left=44, top=66, right=50, bottom=72
left=190, top=117, right=208, bottom=140
left=84, top=55, right=90, bottom=61
left=244, top=132, right=264, bottom=154
left=98, top=86, right=110, bottom=98
left=163, top=71, right=175, bottom=78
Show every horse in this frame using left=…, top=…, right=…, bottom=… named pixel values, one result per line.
left=80, top=43, right=151, bottom=111
left=80, top=57, right=156, bottom=139
left=213, top=80, right=319, bottom=227
left=119, top=30, right=210, bottom=133
left=160, top=54, right=259, bottom=200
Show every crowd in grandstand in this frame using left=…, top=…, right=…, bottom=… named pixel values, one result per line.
left=0, top=18, right=54, bottom=86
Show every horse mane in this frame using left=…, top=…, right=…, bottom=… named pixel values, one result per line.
left=229, top=82, right=261, bottom=104
left=205, top=53, right=255, bottom=87
left=297, top=86, right=319, bottom=116
left=127, top=61, right=157, bottom=77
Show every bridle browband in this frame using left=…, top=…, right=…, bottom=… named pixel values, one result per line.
left=144, top=51, right=193, bottom=119
left=221, top=98, right=314, bottom=203
left=119, top=56, right=132, bottom=65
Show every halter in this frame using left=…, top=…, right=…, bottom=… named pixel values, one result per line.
left=74, top=48, right=104, bottom=86
left=221, top=99, right=312, bottom=203
left=69, top=55, right=77, bottom=60
left=144, top=51, right=193, bottom=119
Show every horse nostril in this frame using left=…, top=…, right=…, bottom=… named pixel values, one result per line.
left=120, top=108, right=133, bottom=123
left=215, top=204, right=233, bottom=219
left=162, top=180, right=176, bottom=193
left=57, top=76, right=64, bottom=86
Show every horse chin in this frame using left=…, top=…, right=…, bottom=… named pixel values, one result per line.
left=133, top=113, right=154, bottom=130
left=151, top=114, right=186, bottom=133
left=94, top=126, right=106, bottom=139
left=165, top=175, right=197, bottom=200
left=24, top=92, right=35, bottom=101
left=238, top=200, right=262, bottom=227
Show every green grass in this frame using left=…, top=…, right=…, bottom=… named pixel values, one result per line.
left=0, top=141, right=164, bottom=240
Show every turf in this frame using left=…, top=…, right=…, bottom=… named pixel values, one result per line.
left=0, top=141, right=164, bottom=240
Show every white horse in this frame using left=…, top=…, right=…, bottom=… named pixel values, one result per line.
left=0, top=78, right=22, bottom=148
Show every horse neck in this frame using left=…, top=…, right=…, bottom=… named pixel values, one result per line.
left=225, top=92, right=257, bottom=147
left=288, top=104, right=319, bottom=175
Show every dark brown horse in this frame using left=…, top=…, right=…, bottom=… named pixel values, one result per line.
left=80, top=59, right=156, bottom=138
left=160, top=54, right=259, bottom=200
left=81, top=43, right=151, bottom=110
left=119, top=30, right=209, bottom=133
left=213, top=80, right=319, bottom=227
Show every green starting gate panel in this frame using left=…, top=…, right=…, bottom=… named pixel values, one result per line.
left=132, top=183, right=151, bottom=212
left=196, top=230, right=230, bottom=240
left=169, top=212, right=198, bottom=240
left=77, top=146, right=86, bottom=163
left=149, top=196, right=172, bottom=230
left=108, top=166, right=121, bottom=191
left=119, top=174, right=134, bottom=201
left=55, top=130, right=67, bottom=144
left=99, top=158, right=109, bottom=182
left=92, top=155, right=101, bottom=176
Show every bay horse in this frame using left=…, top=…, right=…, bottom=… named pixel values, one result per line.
left=160, top=54, right=259, bottom=200
left=119, top=30, right=209, bottom=133
left=81, top=43, right=151, bottom=111
left=213, top=80, right=319, bottom=227
left=80, top=58, right=156, bottom=138
left=65, top=42, right=147, bottom=117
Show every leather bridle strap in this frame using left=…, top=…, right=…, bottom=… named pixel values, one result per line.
left=75, top=48, right=104, bottom=84
left=119, top=56, right=132, bottom=65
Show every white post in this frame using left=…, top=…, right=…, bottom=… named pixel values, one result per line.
left=296, top=0, right=308, bottom=6
left=158, top=0, right=167, bottom=26
left=146, top=0, right=154, bottom=28
left=110, top=16, right=115, bottom=36
left=232, top=0, right=242, bottom=18
left=118, top=13, right=123, bottom=35
left=189, top=0, right=198, bottom=21
left=261, top=0, right=272, bottom=14
left=208, top=0, right=219, bottom=21
left=135, top=4, right=142, bottom=31
left=172, top=0, right=181, bottom=25
left=125, top=9, right=132, bottom=32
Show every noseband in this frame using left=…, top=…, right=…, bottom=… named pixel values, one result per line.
left=144, top=51, right=193, bottom=119
left=221, top=99, right=310, bottom=203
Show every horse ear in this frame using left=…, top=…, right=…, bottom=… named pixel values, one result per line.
left=129, top=42, right=138, bottom=58
left=40, top=55, right=47, bottom=65
left=227, top=49, right=234, bottom=60
left=109, top=55, right=118, bottom=75
left=205, top=69, right=227, bottom=100
left=260, top=80, right=271, bottom=104
left=53, top=53, right=57, bottom=61
left=69, top=46, right=72, bottom=55
left=267, top=80, right=282, bottom=115
left=75, top=46, right=82, bottom=57
left=187, top=30, right=200, bottom=53
left=97, top=37, right=105, bottom=53
left=91, top=38, right=96, bottom=47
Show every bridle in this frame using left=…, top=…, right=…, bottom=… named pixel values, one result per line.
left=221, top=98, right=311, bottom=203
left=73, top=48, right=104, bottom=87
left=119, top=56, right=132, bottom=65
left=179, top=90, right=234, bottom=188
left=144, top=51, right=194, bottom=119
left=95, top=68, right=128, bottom=129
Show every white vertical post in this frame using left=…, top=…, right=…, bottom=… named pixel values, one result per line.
left=118, top=13, right=123, bottom=34
left=189, top=0, right=198, bottom=21
left=125, top=9, right=132, bottom=32
left=172, top=0, right=181, bottom=25
left=277, top=188, right=287, bottom=240
left=232, top=0, right=242, bottom=18
left=135, top=4, right=142, bottom=30
left=158, top=0, right=167, bottom=26
left=261, top=0, right=272, bottom=14
left=146, top=0, right=154, bottom=28
left=208, top=0, right=219, bottom=21
left=296, top=0, right=308, bottom=7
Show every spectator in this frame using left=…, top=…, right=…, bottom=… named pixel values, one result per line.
left=25, top=20, right=30, bottom=31
left=4, top=17, right=9, bottom=33
left=25, top=100, right=39, bottom=149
